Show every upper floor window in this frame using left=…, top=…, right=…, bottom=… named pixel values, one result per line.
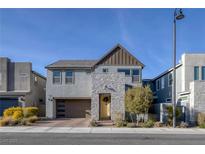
left=65, top=70, right=74, bottom=84
left=118, top=69, right=130, bottom=76
left=53, top=70, right=61, bottom=84
left=132, top=69, right=140, bottom=83
left=161, top=76, right=165, bottom=89
left=194, top=66, right=199, bottom=80
left=168, top=73, right=172, bottom=86
left=102, top=68, right=108, bottom=73
left=202, top=66, right=205, bottom=80
left=156, top=79, right=160, bottom=91
left=166, top=98, right=172, bottom=102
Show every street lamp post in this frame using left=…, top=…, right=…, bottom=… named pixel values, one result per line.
left=172, top=9, right=185, bottom=128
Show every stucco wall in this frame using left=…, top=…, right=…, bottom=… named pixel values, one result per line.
left=46, top=69, right=92, bottom=118
left=91, top=73, right=125, bottom=120
left=0, top=57, right=9, bottom=91
left=182, top=53, right=205, bottom=92
left=13, top=62, right=32, bottom=91
left=189, top=81, right=205, bottom=122
left=26, top=72, right=46, bottom=116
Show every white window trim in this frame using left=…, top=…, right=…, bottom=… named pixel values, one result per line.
left=65, top=71, right=74, bottom=84
left=53, top=71, right=62, bottom=84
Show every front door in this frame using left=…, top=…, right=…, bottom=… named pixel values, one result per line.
left=99, top=94, right=111, bottom=120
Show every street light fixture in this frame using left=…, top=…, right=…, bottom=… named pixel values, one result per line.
left=172, top=8, right=185, bottom=128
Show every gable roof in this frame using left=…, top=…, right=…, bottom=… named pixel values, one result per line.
left=45, top=44, right=144, bottom=69
left=152, top=63, right=182, bottom=81
left=93, top=44, right=145, bottom=68
left=45, top=60, right=97, bottom=69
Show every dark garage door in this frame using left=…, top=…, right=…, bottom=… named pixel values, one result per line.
left=56, top=99, right=91, bottom=118
left=0, top=98, right=19, bottom=116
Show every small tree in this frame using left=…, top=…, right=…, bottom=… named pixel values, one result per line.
left=142, top=86, right=153, bottom=122
left=125, top=86, right=153, bottom=125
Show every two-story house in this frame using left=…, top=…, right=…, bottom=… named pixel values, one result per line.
left=148, top=53, right=205, bottom=124
left=45, top=44, right=144, bottom=120
left=0, top=57, right=46, bottom=116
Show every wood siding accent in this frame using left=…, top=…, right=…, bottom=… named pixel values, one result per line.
left=97, top=47, right=141, bottom=66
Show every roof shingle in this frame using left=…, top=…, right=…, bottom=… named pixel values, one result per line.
left=45, top=60, right=97, bottom=68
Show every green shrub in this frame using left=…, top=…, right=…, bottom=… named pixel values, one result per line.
left=154, top=121, right=164, bottom=127
left=90, top=119, right=98, bottom=127
left=12, top=110, right=24, bottom=122
left=1, top=107, right=39, bottom=126
left=20, top=118, right=27, bottom=126
left=3, top=107, right=23, bottom=118
left=199, top=123, right=205, bottom=128
left=27, top=116, right=38, bottom=123
left=142, top=119, right=155, bottom=128
left=20, top=118, right=31, bottom=126
left=23, top=107, right=39, bottom=118
left=0, top=119, right=8, bottom=127
left=1, top=117, right=16, bottom=126
left=197, top=112, right=205, bottom=126
left=126, top=123, right=136, bottom=128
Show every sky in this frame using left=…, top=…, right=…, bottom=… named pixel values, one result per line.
left=0, top=8, right=205, bottom=78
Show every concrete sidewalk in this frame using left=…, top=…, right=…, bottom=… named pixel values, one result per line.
left=1, top=127, right=205, bottom=134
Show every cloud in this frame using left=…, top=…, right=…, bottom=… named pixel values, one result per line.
left=115, top=10, right=136, bottom=49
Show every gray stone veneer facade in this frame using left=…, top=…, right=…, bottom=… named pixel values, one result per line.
left=91, top=73, right=125, bottom=121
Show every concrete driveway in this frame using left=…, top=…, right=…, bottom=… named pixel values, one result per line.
left=32, top=118, right=90, bottom=127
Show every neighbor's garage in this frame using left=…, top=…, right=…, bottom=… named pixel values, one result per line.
left=0, top=98, right=19, bottom=116
left=56, top=99, right=91, bottom=118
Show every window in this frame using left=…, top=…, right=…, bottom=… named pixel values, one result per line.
left=102, top=68, right=108, bottom=73
left=53, top=70, right=61, bottom=84
left=65, top=70, right=74, bottom=84
left=156, top=79, right=160, bottom=91
left=161, top=77, right=165, bottom=89
left=168, top=73, right=172, bottom=86
left=118, top=69, right=131, bottom=76
left=132, top=69, right=140, bottom=83
left=194, top=66, right=199, bottom=80
left=180, top=96, right=188, bottom=101
left=166, top=98, right=172, bottom=102
left=118, top=68, right=141, bottom=83
left=202, top=66, right=205, bottom=80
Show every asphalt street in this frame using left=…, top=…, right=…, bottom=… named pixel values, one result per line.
left=0, top=133, right=205, bottom=145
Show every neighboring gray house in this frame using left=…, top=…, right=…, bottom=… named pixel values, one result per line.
left=45, top=44, right=144, bottom=120
left=0, top=57, right=46, bottom=116
left=147, top=53, right=205, bottom=124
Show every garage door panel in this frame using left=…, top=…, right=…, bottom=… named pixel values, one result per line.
left=0, top=99, right=19, bottom=116
left=56, top=99, right=91, bottom=118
